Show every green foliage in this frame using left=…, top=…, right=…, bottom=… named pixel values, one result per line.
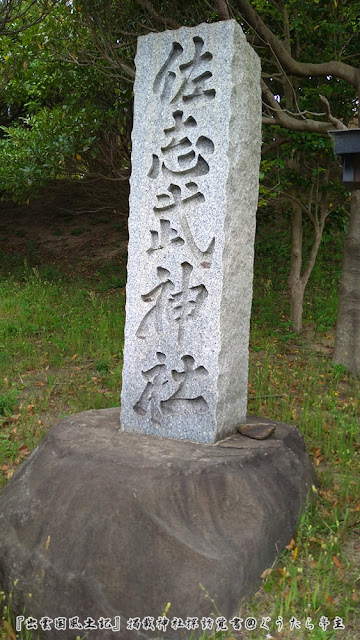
left=1, top=0, right=359, bottom=207
left=0, top=105, right=101, bottom=200
left=260, top=125, right=346, bottom=206
left=253, top=224, right=344, bottom=332
left=0, top=2, right=131, bottom=201
left=0, top=391, right=18, bottom=416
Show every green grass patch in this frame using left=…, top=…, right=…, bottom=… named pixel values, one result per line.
left=0, top=226, right=359, bottom=639
left=0, top=391, right=18, bottom=416
left=0, top=265, right=124, bottom=488
left=0, top=589, right=39, bottom=640
left=94, top=261, right=127, bottom=292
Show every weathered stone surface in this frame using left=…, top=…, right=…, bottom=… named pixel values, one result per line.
left=0, top=408, right=316, bottom=639
left=121, top=20, right=261, bottom=443
left=237, top=421, right=276, bottom=440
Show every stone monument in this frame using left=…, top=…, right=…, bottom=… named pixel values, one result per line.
left=121, top=19, right=261, bottom=443
left=0, top=20, right=317, bottom=640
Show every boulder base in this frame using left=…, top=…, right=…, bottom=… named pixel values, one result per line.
left=0, top=409, right=316, bottom=639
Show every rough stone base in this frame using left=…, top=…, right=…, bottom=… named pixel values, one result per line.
left=0, top=409, right=316, bottom=639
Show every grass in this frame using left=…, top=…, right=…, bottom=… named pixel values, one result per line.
left=0, top=264, right=124, bottom=483
left=0, top=226, right=359, bottom=639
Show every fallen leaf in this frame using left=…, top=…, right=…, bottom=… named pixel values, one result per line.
left=332, top=555, right=343, bottom=569
left=260, top=567, right=273, bottom=579
left=2, top=620, right=16, bottom=640
left=18, top=446, right=30, bottom=457
left=71, top=353, right=78, bottom=361
left=35, top=382, right=45, bottom=387
left=292, top=546, right=298, bottom=562
left=286, top=538, right=296, bottom=551
left=27, top=404, right=35, bottom=413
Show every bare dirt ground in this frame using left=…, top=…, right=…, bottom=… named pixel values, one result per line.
left=0, top=181, right=130, bottom=277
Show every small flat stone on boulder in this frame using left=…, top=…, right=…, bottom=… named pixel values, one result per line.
left=237, top=421, right=276, bottom=440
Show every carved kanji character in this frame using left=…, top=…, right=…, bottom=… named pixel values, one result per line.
left=168, top=261, right=208, bottom=344
left=153, top=37, right=216, bottom=104
left=147, top=218, right=184, bottom=254
left=136, top=267, right=174, bottom=339
left=161, top=355, right=208, bottom=416
left=153, top=183, right=215, bottom=265
left=133, top=352, right=170, bottom=425
left=148, top=111, right=214, bottom=180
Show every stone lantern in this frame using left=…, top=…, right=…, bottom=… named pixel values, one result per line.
left=329, top=128, right=360, bottom=190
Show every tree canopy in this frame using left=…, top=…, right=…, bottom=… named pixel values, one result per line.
left=1, top=0, right=359, bottom=201
left=1, top=0, right=360, bottom=370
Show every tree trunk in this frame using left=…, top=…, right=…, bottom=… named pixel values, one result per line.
left=288, top=201, right=304, bottom=332
left=287, top=199, right=325, bottom=333
left=333, top=190, right=360, bottom=374
left=289, top=280, right=306, bottom=333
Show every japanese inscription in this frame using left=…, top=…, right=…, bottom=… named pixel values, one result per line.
left=121, top=21, right=261, bottom=442
left=134, top=36, right=213, bottom=424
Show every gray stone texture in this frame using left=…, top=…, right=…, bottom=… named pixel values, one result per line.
left=121, top=20, right=261, bottom=443
left=0, top=409, right=316, bottom=640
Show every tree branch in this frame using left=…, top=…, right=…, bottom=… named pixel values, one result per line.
left=246, top=34, right=267, bottom=48
left=234, top=0, right=360, bottom=88
left=138, top=0, right=180, bottom=29
left=267, top=0, right=283, bottom=14
left=282, top=192, right=310, bottom=218
left=0, top=0, right=56, bottom=36
left=261, top=80, right=331, bottom=132
left=319, top=95, right=347, bottom=130
left=215, top=0, right=231, bottom=20
left=261, top=136, right=290, bottom=156
left=261, top=80, right=348, bottom=133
